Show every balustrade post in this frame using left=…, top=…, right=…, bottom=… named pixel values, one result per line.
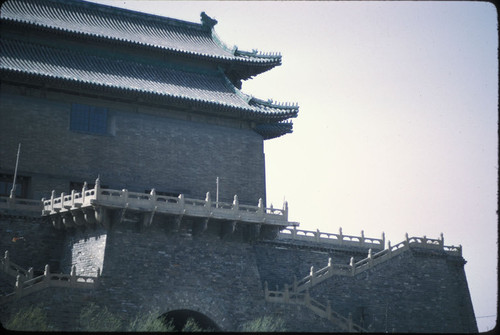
left=28, top=267, right=33, bottom=279
left=283, top=201, right=288, bottom=221
left=71, top=189, right=75, bottom=208
left=44, top=264, right=50, bottom=283
left=316, top=229, right=320, bottom=242
left=350, top=257, right=355, bottom=275
left=327, top=257, right=333, bottom=275
left=94, top=177, right=101, bottom=201
left=257, top=198, right=264, bottom=214
left=82, top=181, right=87, bottom=203
left=310, top=266, right=315, bottom=286
left=361, top=230, right=365, bottom=245
left=368, top=249, right=373, bottom=267
left=150, top=188, right=157, bottom=201
left=122, top=189, right=129, bottom=204
left=232, top=195, right=239, bottom=211
left=95, top=176, right=101, bottom=192
left=405, top=233, right=409, bottom=247
left=423, top=235, right=427, bottom=246
left=15, top=274, right=22, bottom=295
left=440, top=232, right=444, bottom=247
left=60, top=192, right=65, bottom=208
left=292, top=226, right=297, bottom=240
left=50, top=190, right=55, bottom=212
left=205, top=192, right=211, bottom=209
left=382, top=232, right=386, bottom=249
left=388, top=241, right=392, bottom=256
left=339, top=227, right=344, bottom=245
left=459, top=244, right=462, bottom=257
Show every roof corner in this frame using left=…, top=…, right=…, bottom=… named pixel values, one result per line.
left=200, top=12, right=218, bottom=30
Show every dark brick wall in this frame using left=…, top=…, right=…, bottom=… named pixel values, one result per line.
left=0, top=214, right=477, bottom=332
left=308, top=249, right=477, bottom=332
left=0, top=84, right=266, bottom=205
left=254, top=240, right=373, bottom=290
left=0, top=215, right=65, bottom=274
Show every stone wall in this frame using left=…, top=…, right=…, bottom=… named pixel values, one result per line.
left=305, top=248, right=477, bottom=333
left=0, top=215, right=65, bottom=274
left=0, top=214, right=477, bottom=332
left=0, top=84, right=266, bottom=205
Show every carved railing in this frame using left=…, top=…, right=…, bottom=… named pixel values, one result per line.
left=42, top=178, right=295, bottom=227
left=277, top=227, right=385, bottom=249
left=264, top=282, right=366, bottom=332
left=282, top=234, right=462, bottom=292
left=0, top=196, right=43, bottom=214
left=1, top=251, right=98, bottom=304
left=265, top=233, right=462, bottom=329
left=288, top=233, right=461, bottom=292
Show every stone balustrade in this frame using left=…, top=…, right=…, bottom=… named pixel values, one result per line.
left=277, top=226, right=385, bottom=250
left=0, top=251, right=98, bottom=304
left=264, top=282, right=366, bottom=332
left=42, top=178, right=295, bottom=227
left=265, top=233, right=463, bottom=331
left=285, top=233, right=462, bottom=293
left=1, top=251, right=30, bottom=279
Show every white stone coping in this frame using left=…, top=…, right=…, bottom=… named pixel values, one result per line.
left=42, top=181, right=295, bottom=227
left=277, top=227, right=385, bottom=249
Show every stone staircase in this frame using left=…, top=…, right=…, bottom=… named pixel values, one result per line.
left=265, top=282, right=366, bottom=332
left=0, top=251, right=98, bottom=304
left=264, top=233, right=462, bottom=332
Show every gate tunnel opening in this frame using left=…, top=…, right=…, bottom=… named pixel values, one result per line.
left=160, top=309, right=220, bottom=331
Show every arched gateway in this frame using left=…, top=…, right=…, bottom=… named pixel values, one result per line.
left=160, top=309, right=220, bottom=331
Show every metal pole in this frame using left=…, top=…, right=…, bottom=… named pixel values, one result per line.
left=10, top=143, right=21, bottom=199
left=216, top=176, right=219, bottom=208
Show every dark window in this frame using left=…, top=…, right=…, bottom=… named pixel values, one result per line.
left=70, top=103, right=107, bottom=134
left=0, top=174, right=30, bottom=198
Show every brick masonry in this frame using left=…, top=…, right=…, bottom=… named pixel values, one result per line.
left=0, top=214, right=478, bottom=332
left=0, top=84, right=266, bottom=205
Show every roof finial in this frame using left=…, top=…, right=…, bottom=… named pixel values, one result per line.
left=200, top=12, right=217, bottom=29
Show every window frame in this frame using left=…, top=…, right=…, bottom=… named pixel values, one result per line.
left=70, top=103, right=108, bottom=135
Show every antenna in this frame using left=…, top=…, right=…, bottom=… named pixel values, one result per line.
left=9, top=143, right=21, bottom=199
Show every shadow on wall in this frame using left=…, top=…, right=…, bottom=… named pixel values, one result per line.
left=160, top=309, right=220, bottom=331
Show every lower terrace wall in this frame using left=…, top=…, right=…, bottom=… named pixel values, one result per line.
left=0, top=213, right=477, bottom=332
left=305, top=248, right=477, bottom=333
left=0, top=214, right=65, bottom=274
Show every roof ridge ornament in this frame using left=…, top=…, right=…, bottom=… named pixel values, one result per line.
left=200, top=12, right=218, bottom=29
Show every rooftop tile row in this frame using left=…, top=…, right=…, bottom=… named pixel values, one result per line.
left=1, top=38, right=297, bottom=127
left=1, top=0, right=281, bottom=66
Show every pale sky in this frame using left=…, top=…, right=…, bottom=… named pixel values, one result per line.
left=88, top=1, right=498, bottom=331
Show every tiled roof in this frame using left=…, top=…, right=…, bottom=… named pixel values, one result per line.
left=0, top=38, right=298, bottom=125
left=0, top=0, right=281, bottom=68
